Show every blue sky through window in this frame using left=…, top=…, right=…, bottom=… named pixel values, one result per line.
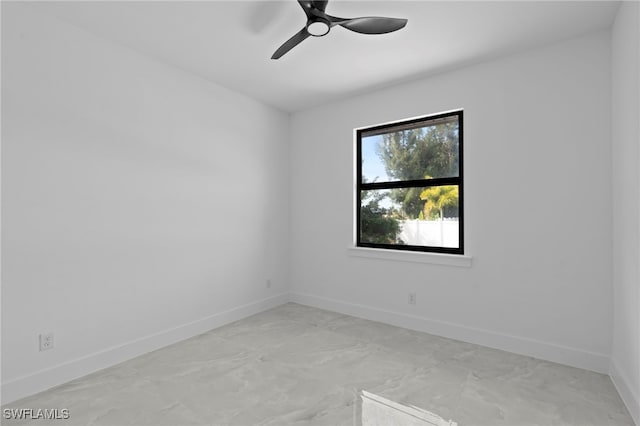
left=361, top=135, right=389, bottom=182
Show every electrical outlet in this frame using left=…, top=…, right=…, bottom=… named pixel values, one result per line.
left=266, top=279, right=272, bottom=289
left=408, top=293, right=417, bottom=305
left=39, top=333, right=54, bottom=351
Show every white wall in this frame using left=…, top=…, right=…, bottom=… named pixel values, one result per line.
left=290, top=31, right=613, bottom=373
left=1, top=4, right=289, bottom=403
left=611, top=2, right=640, bottom=424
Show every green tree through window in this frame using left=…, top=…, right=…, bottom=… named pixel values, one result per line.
left=378, top=122, right=459, bottom=219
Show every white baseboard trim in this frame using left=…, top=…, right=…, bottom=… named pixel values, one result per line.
left=3, top=292, right=621, bottom=413
left=610, top=360, right=640, bottom=426
left=1, top=293, right=290, bottom=405
left=290, top=292, right=610, bottom=374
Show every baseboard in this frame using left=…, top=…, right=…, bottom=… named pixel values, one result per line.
left=610, top=359, right=640, bottom=425
left=290, top=292, right=610, bottom=374
left=1, top=293, right=290, bottom=405
left=2, top=292, right=619, bottom=410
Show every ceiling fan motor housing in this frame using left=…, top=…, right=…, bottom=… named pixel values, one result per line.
left=307, top=17, right=331, bottom=36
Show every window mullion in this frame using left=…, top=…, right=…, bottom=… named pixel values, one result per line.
left=361, top=177, right=459, bottom=191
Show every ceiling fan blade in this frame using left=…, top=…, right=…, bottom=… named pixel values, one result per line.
left=334, top=16, right=407, bottom=34
left=271, top=27, right=310, bottom=59
left=311, top=0, right=329, bottom=12
left=297, top=0, right=314, bottom=18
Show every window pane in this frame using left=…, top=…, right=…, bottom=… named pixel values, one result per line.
left=361, top=120, right=459, bottom=183
left=360, top=186, right=460, bottom=248
left=360, top=190, right=403, bottom=245
left=401, top=185, right=459, bottom=248
left=361, top=135, right=391, bottom=183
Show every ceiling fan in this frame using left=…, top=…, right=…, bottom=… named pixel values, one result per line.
left=271, top=0, right=408, bottom=59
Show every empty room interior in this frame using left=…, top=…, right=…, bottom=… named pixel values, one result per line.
left=1, top=0, right=639, bottom=425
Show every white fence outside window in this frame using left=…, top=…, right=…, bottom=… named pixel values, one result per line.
left=398, top=219, right=459, bottom=248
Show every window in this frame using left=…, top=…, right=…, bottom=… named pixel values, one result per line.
left=356, top=110, right=463, bottom=254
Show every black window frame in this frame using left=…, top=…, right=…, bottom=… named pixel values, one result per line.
left=356, top=110, right=464, bottom=255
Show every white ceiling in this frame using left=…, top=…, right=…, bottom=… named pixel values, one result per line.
left=31, top=1, right=620, bottom=112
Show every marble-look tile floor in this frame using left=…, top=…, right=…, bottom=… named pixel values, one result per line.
left=2, top=303, right=634, bottom=426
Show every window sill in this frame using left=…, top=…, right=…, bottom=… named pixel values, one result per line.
left=347, top=247, right=472, bottom=267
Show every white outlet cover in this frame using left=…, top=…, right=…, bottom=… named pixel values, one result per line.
left=39, top=333, right=54, bottom=351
